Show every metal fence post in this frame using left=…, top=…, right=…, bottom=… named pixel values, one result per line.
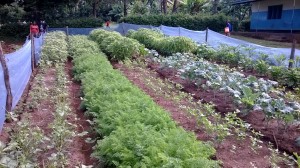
left=0, top=43, right=13, bottom=113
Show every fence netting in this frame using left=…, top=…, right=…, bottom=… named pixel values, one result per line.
left=0, top=35, right=44, bottom=131
left=48, top=28, right=97, bottom=35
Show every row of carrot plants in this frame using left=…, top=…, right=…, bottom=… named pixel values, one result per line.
left=69, top=35, right=219, bottom=167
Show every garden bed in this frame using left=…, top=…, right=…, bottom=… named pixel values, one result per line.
left=146, top=59, right=300, bottom=156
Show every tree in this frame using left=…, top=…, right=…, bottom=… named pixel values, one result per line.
left=124, top=0, right=128, bottom=16
left=93, top=0, right=100, bottom=17
left=162, top=0, right=167, bottom=14
left=212, top=0, right=219, bottom=14
left=185, top=0, right=208, bottom=14
left=172, top=0, right=178, bottom=13
left=0, top=2, right=25, bottom=23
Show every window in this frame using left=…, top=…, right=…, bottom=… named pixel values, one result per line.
left=268, top=5, right=283, bottom=20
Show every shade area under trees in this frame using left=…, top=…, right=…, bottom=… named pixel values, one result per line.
left=0, top=0, right=251, bottom=38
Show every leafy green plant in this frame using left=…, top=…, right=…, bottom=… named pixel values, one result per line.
left=0, top=115, right=45, bottom=167
left=274, top=54, right=286, bottom=67
left=254, top=60, right=269, bottom=75
left=279, top=69, right=300, bottom=88
left=41, top=31, right=68, bottom=63
left=293, top=152, right=300, bottom=168
left=268, top=66, right=283, bottom=81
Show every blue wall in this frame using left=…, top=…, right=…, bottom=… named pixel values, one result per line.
left=251, top=9, right=300, bottom=30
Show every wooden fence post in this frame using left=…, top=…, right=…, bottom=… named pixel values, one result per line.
left=0, top=43, right=13, bottom=113
left=289, top=39, right=297, bottom=68
left=31, top=34, right=35, bottom=71
left=205, top=27, right=208, bottom=43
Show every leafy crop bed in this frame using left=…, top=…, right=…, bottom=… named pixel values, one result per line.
left=0, top=32, right=94, bottom=167
left=70, top=35, right=219, bottom=167
left=148, top=53, right=300, bottom=155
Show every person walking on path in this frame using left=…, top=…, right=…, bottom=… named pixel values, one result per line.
left=30, top=21, right=39, bottom=38
left=225, top=20, right=232, bottom=36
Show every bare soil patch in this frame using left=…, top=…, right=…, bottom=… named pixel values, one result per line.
left=65, top=59, right=96, bottom=167
left=1, top=42, right=23, bottom=54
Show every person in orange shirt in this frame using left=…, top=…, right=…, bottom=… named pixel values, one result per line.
left=30, top=21, right=39, bottom=37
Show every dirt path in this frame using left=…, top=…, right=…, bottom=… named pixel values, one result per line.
left=113, top=63, right=278, bottom=168
left=65, top=59, right=96, bottom=167
left=1, top=42, right=23, bottom=54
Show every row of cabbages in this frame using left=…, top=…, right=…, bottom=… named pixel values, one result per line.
left=154, top=52, right=300, bottom=122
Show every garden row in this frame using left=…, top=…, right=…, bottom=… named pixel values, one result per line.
left=90, top=30, right=300, bottom=167
left=197, top=44, right=300, bottom=89
left=70, top=34, right=219, bottom=167
left=124, top=29, right=300, bottom=154
left=126, top=29, right=300, bottom=129
left=128, top=28, right=300, bottom=89
left=0, top=31, right=81, bottom=167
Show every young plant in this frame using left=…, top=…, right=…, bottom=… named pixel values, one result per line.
left=254, top=60, right=269, bottom=76
left=241, top=87, right=259, bottom=114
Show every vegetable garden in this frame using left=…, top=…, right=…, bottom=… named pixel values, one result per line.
left=0, top=28, right=300, bottom=167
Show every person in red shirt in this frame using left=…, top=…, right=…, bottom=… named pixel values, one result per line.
left=106, top=20, right=110, bottom=28
left=30, top=21, right=39, bottom=37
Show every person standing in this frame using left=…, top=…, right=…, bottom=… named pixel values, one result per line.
left=225, top=21, right=232, bottom=36
left=39, top=21, right=44, bottom=35
left=41, top=20, right=48, bottom=33
left=30, top=21, right=39, bottom=37
left=106, top=20, right=110, bottom=28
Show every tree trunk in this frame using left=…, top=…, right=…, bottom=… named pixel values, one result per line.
left=213, top=0, right=219, bottom=14
left=124, top=0, right=128, bottom=16
left=93, top=0, right=99, bottom=18
left=172, top=0, right=178, bottom=13
left=162, top=0, right=167, bottom=14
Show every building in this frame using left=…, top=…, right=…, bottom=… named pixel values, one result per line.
left=233, top=0, right=300, bottom=32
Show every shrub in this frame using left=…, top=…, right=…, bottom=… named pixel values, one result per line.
left=68, top=35, right=99, bottom=58
left=238, top=20, right=250, bottom=32
left=128, top=28, right=197, bottom=56
left=48, top=17, right=104, bottom=28
left=41, top=31, right=68, bottom=62
left=119, top=13, right=238, bottom=32
left=0, top=23, right=29, bottom=38
left=89, top=29, right=146, bottom=61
